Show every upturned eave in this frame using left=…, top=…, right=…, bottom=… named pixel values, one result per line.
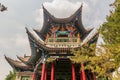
left=5, top=55, right=33, bottom=71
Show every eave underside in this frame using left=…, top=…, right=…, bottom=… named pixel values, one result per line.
left=37, top=4, right=89, bottom=40
left=5, top=55, right=33, bottom=71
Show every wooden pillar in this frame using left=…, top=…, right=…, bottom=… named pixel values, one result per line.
left=72, top=63, right=76, bottom=80
left=54, top=32, right=56, bottom=42
left=77, top=33, right=80, bottom=43
left=70, top=32, right=72, bottom=42
left=44, top=68, right=47, bottom=80
left=41, top=63, right=46, bottom=80
left=32, top=72, right=36, bottom=80
left=81, top=63, right=86, bottom=80
left=92, top=72, right=96, bottom=80
left=51, top=62, right=55, bottom=80
left=80, top=73, right=82, bottom=80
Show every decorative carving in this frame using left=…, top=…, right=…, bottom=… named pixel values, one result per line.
left=61, top=26, right=65, bottom=31
left=50, top=26, right=60, bottom=33
left=66, top=24, right=75, bottom=32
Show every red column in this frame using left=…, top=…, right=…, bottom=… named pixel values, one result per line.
left=44, top=68, right=47, bottom=80
left=70, top=32, right=72, bottom=42
left=51, top=62, right=55, bottom=80
left=72, top=63, right=76, bottom=80
left=80, top=72, right=82, bottom=80
left=81, top=63, right=86, bottom=80
left=41, top=63, right=46, bottom=80
left=54, top=32, right=56, bottom=42
left=92, top=72, right=96, bottom=80
left=32, top=72, right=36, bottom=80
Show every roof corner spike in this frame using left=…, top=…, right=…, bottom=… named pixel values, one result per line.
left=25, top=27, right=29, bottom=33
left=4, top=55, right=10, bottom=61
left=42, top=4, right=44, bottom=9
left=81, top=3, right=83, bottom=8
left=16, top=55, right=20, bottom=59
left=4, top=55, right=12, bottom=65
left=79, top=3, right=83, bottom=11
left=4, top=55, right=7, bottom=59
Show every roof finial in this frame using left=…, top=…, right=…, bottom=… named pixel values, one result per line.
left=81, top=3, right=83, bottom=8
left=42, top=4, right=45, bottom=9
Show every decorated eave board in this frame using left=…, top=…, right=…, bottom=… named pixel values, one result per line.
left=5, top=4, right=99, bottom=71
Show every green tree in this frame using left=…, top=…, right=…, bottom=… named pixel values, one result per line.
left=100, top=0, right=120, bottom=72
left=5, top=70, right=16, bottom=80
left=100, top=0, right=120, bottom=79
left=71, top=0, right=120, bottom=79
left=71, top=44, right=116, bottom=79
left=100, top=0, right=120, bottom=44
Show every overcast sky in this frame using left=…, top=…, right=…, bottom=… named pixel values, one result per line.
left=0, top=0, right=114, bottom=80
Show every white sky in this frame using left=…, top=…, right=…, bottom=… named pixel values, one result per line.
left=0, top=0, right=114, bottom=80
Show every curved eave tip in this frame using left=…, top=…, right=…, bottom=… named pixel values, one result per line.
left=25, top=27, right=29, bottom=32
left=42, top=4, right=45, bottom=9
left=16, top=55, right=26, bottom=63
left=4, top=54, right=7, bottom=59
left=25, top=27, right=34, bottom=34
left=4, top=55, right=9, bottom=60
left=16, top=55, right=20, bottom=59
left=81, top=3, right=83, bottom=6
left=4, top=55, right=12, bottom=64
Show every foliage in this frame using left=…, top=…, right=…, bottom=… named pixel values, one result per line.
left=100, top=0, right=120, bottom=44
left=5, top=70, right=16, bottom=80
left=70, top=44, right=118, bottom=78
left=100, top=0, right=120, bottom=78
left=71, top=0, right=120, bottom=79
left=70, top=44, right=96, bottom=63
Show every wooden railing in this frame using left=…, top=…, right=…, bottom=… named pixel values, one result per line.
left=48, top=37, right=78, bottom=43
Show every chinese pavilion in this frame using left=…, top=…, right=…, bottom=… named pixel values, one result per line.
left=5, top=4, right=99, bottom=80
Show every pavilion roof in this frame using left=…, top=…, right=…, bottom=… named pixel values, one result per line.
left=5, top=55, right=33, bottom=71
left=36, top=4, right=92, bottom=40
left=5, top=27, right=99, bottom=71
left=5, top=5, right=99, bottom=71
